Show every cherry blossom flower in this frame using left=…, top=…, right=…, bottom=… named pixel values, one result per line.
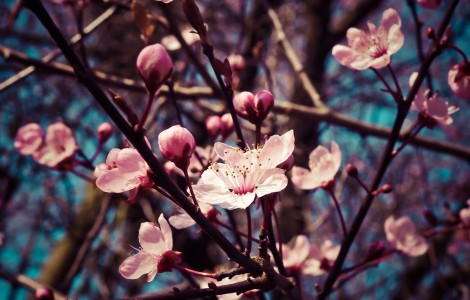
left=191, top=131, right=295, bottom=210
left=14, top=123, right=43, bottom=155
left=136, top=43, right=173, bottom=95
left=233, top=90, right=274, bottom=124
left=280, top=235, right=310, bottom=272
left=409, top=72, right=459, bottom=128
left=278, top=236, right=340, bottom=276
left=459, top=200, right=470, bottom=226
left=158, top=125, right=196, bottom=170
left=32, top=122, right=77, bottom=169
left=119, top=215, right=181, bottom=282
left=384, top=216, right=428, bottom=257
left=291, top=141, right=341, bottom=190
left=303, top=240, right=340, bottom=276
left=448, top=63, right=470, bottom=99
left=417, top=0, right=441, bottom=9
left=169, top=203, right=218, bottom=229
left=332, top=8, right=404, bottom=70
left=95, top=148, right=150, bottom=193
left=161, top=28, right=199, bottom=51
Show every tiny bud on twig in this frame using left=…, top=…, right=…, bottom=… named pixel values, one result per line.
left=346, top=164, right=358, bottom=177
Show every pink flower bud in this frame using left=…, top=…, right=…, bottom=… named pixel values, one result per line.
left=97, top=122, right=113, bottom=143
left=233, top=90, right=274, bottom=124
left=220, top=113, right=234, bottom=138
left=158, top=125, right=196, bottom=169
left=35, top=287, right=53, bottom=300
left=205, top=115, right=222, bottom=137
left=14, top=123, right=43, bottom=155
left=448, top=63, right=470, bottom=99
left=227, top=54, right=246, bottom=71
left=460, top=200, right=470, bottom=226
left=417, top=0, right=441, bottom=9
left=136, top=44, right=173, bottom=95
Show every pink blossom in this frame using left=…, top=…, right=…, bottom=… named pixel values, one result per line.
left=279, top=236, right=340, bottom=276
left=448, top=63, right=470, bottom=99
left=119, top=215, right=181, bottom=282
left=459, top=200, right=470, bottom=226
left=161, top=28, right=199, bottom=51
left=417, top=0, right=441, bottom=9
left=220, top=113, right=234, bottom=138
left=384, top=216, right=428, bottom=257
left=280, top=235, right=311, bottom=272
left=191, top=131, right=295, bottom=210
left=158, top=125, right=196, bottom=170
left=14, top=123, right=43, bottom=155
left=303, top=240, right=340, bottom=276
left=32, top=122, right=77, bottom=168
left=410, top=72, right=459, bottom=128
left=291, top=141, right=341, bottom=190
left=136, top=43, right=173, bottom=95
left=332, top=8, right=404, bottom=70
left=169, top=203, right=218, bottom=229
left=233, top=90, right=274, bottom=124
left=205, top=115, right=223, bottom=137
left=198, top=273, right=257, bottom=300
left=97, top=122, right=113, bottom=143
left=95, top=148, right=150, bottom=193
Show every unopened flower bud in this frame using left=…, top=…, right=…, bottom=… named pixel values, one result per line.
left=205, top=115, right=222, bottom=137
left=448, top=62, right=470, bottom=99
left=14, top=123, right=43, bottom=155
left=346, top=164, right=358, bottom=177
left=417, top=0, right=441, bottom=9
left=97, top=122, right=113, bottom=143
left=220, top=113, right=234, bottom=138
left=136, top=43, right=173, bottom=95
left=366, top=241, right=386, bottom=261
left=426, top=28, right=435, bottom=40
left=35, top=287, right=53, bottom=300
left=233, top=90, right=274, bottom=124
left=158, top=125, right=196, bottom=170
left=380, top=184, right=393, bottom=193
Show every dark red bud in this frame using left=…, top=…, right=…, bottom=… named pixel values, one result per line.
left=346, top=164, right=358, bottom=177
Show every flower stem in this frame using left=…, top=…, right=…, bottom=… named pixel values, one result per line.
left=175, top=265, right=217, bottom=279
left=387, top=64, right=404, bottom=100
left=328, top=189, right=347, bottom=238
left=136, top=92, right=155, bottom=132
left=183, top=169, right=199, bottom=206
left=255, top=123, right=261, bottom=148
left=245, top=207, right=253, bottom=256
left=167, top=80, right=184, bottom=125
left=392, top=122, right=425, bottom=157
left=372, top=68, right=398, bottom=102
left=214, top=219, right=260, bottom=243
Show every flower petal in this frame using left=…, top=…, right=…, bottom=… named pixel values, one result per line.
left=169, top=214, right=196, bottom=229
left=256, top=173, right=288, bottom=197
left=139, top=222, right=167, bottom=254
left=119, top=252, right=157, bottom=280
left=158, top=214, right=173, bottom=251
left=291, top=166, right=321, bottom=190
